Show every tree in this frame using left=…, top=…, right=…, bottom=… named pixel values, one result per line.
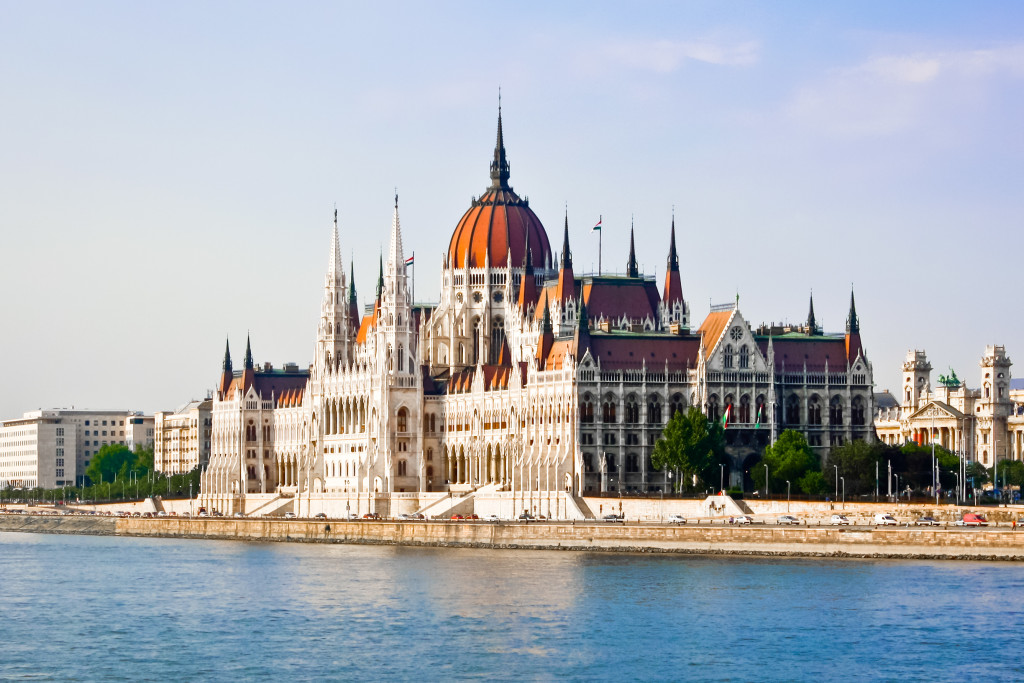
left=827, top=440, right=884, bottom=496
left=85, top=444, right=135, bottom=486
left=651, top=407, right=726, bottom=490
left=992, top=460, right=1024, bottom=489
left=798, top=470, right=828, bottom=496
left=966, top=461, right=990, bottom=487
left=133, top=445, right=154, bottom=476
left=751, top=430, right=820, bottom=494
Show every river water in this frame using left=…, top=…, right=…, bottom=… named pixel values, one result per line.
left=1, top=532, right=1021, bottom=681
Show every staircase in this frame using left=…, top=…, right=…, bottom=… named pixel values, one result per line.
left=245, top=493, right=295, bottom=518
left=415, top=483, right=502, bottom=519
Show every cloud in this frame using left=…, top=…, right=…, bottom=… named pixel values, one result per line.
left=580, top=37, right=760, bottom=75
left=785, top=45, right=1024, bottom=137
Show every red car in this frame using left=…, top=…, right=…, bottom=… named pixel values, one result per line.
left=956, top=513, right=988, bottom=527
left=451, top=514, right=464, bottom=520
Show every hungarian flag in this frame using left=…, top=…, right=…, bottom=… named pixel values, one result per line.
left=755, top=404, right=763, bottom=429
left=722, top=404, right=731, bottom=429
left=592, top=217, right=602, bottom=232
left=404, top=255, right=414, bottom=266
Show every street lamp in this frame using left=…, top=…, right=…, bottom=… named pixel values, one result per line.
left=786, top=480, right=791, bottom=512
left=764, top=463, right=768, bottom=496
left=720, top=464, right=725, bottom=494
left=840, top=477, right=845, bottom=509
left=834, top=464, right=838, bottom=502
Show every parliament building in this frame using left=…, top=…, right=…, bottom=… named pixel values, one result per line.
left=199, top=112, right=876, bottom=518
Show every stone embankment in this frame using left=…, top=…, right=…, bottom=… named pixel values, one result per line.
left=3, top=514, right=1023, bottom=560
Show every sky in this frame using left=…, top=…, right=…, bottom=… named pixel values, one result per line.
left=1, top=1, right=1023, bottom=418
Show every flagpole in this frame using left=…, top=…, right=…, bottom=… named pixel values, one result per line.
left=598, top=214, right=602, bottom=275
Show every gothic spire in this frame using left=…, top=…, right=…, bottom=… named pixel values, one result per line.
left=376, top=252, right=384, bottom=302
left=846, top=287, right=860, bottom=334
left=667, top=216, right=679, bottom=272
left=385, top=192, right=406, bottom=273
left=560, top=211, right=572, bottom=270
left=222, top=337, right=232, bottom=373
left=626, top=223, right=639, bottom=278
left=349, top=259, right=357, bottom=303
left=541, top=295, right=552, bottom=334
left=806, top=292, right=818, bottom=335
left=244, top=334, right=253, bottom=370
left=489, top=97, right=511, bottom=190
left=328, top=207, right=343, bottom=282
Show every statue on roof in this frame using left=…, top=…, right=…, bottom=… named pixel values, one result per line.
left=937, top=368, right=961, bottom=388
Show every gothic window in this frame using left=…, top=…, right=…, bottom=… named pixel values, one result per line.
left=647, top=396, right=662, bottom=425
left=582, top=453, right=593, bottom=472
left=603, top=432, right=617, bottom=445
left=739, top=345, right=750, bottom=369
left=786, top=394, right=800, bottom=425
left=397, top=460, right=407, bottom=476
left=739, top=395, right=751, bottom=423
left=829, top=396, right=843, bottom=426
left=604, top=453, right=617, bottom=473
left=602, top=398, right=617, bottom=423
left=808, top=395, right=822, bottom=425
left=851, top=396, right=866, bottom=426
left=458, top=344, right=465, bottom=364
left=471, top=318, right=481, bottom=364
left=755, top=395, right=766, bottom=425
left=490, top=317, right=506, bottom=364
left=397, top=408, right=408, bottom=433
left=398, top=344, right=404, bottom=372
left=670, top=393, right=685, bottom=417
left=427, top=448, right=433, bottom=462
left=626, top=454, right=640, bottom=473
left=624, top=397, right=640, bottom=424
left=707, top=394, right=720, bottom=423
left=723, top=345, right=734, bottom=369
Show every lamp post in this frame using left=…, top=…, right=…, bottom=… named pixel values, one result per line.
left=764, top=463, right=768, bottom=496
left=720, top=464, right=725, bottom=494
left=786, top=480, right=791, bottom=512
left=834, top=464, right=838, bottom=502
left=840, top=477, right=845, bottom=510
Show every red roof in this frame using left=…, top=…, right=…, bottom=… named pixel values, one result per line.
left=587, top=334, right=701, bottom=371
left=758, top=336, right=851, bottom=371
left=582, top=278, right=661, bottom=322
left=697, top=310, right=733, bottom=353
left=447, top=187, right=551, bottom=269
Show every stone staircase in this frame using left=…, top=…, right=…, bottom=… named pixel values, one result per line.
left=245, top=493, right=295, bottom=518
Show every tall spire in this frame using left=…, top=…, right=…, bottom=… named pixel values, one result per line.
left=385, top=191, right=406, bottom=273
left=222, top=337, right=232, bottom=373
left=328, top=207, right=343, bottom=281
left=349, top=259, right=357, bottom=304
left=244, top=334, right=253, bottom=370
left=806, top=292, right=818, bottom=335
left=626, top=223, right=639, bottom=278
left=560, top=211, right=572, bottom=270
left=667, top=215, right=679, bottom=272
left=846, top=287, right=859, bottom=334
left=489, top=95, right=511, bottom=190
left=376, top=252, right=384, bottom=302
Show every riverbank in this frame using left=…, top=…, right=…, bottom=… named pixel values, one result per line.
left=3, top=514, right=1024, bottom=561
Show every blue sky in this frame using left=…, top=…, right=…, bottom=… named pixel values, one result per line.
left=1, top=1, right=1023, bottom=417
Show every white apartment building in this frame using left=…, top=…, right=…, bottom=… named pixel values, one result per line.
left=154, top=399, right=212, bottom=475
left=0, top=409, right=154, bottom=488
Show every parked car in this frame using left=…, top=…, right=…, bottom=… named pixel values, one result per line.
left=397, top=513, right=412, bottom=520
left=914, top=516, right=940, bottom=526
left=284, top=512, right=296, bottom=519
left=955, top=513, right=988, bottom=527
left=313, top=512, right=327, bottom=520
left=873, top=513, right=898, bottom=526
left=411, top=513, right=425, bottom=520
left=483, top=514, right=500, bottom=522
left=830, top=514, right=851, bottom=526
left=667, top=514, right=687, bottom=525
left=233, top=512, right=244, bottom=518
left=363, top=512, right=381, bottom=520
left=602, top=514, right=625, bottom=523
left=450, top=514, right=464, bottom=520
left=776, top=515, right=801, bottom=525
left=730, top=515, right=753, bottom=525
left=518, top=512, right=534, bottom=520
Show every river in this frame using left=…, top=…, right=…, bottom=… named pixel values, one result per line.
left=1, top=532, right=1021, bottom=680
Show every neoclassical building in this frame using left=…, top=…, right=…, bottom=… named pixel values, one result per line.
left=874, top=346, right=1024, bottom=467
left=200, top=112, right=876, bottom=517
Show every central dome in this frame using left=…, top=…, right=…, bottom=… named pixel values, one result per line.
left=446, top=113, right=552, bottom=269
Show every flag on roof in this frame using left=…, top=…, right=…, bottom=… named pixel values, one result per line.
left=404, top=255, right=414, bottom=266
left=592, top=217, right=602, bottom=232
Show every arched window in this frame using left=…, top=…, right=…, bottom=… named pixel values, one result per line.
left=786, top=394, right=800, bottom=425
left=670, top=393, right=685, bottom=417
left=851, top=396, right=866, bottom=426
left=723, top=345, right=734, bottom=369
left=625, top=396, right=640, bottom=424
left=602, top=397, right=617, bottom=424
left=580, top=397, right=594, bottom=423
left=808, top=395, right=822, bottom=425
left=490, top=317, right=505, bottom=364
left=707, top=394, right=720, bottom=423
left=397, top=408, right=408, bottom=433
left=739, top=395, right=751, bottom=423
left=647, top=396, right=662, bottom=425
left=397, top=344, right=404, bottom=372
left=739, top=345, right=749, bottom=369
left=829, top=396, right=843, bottom=426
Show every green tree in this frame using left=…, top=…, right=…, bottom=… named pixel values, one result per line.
left=751, top=430, right=820, bottom=494
left=992, top=460, right=1024, bottom=489
left=798, top=470, right=828, bottom=496
left=651, top=407, right=726, bottom=490
left=133, top=445, right=154, bottom=476
left=827, top=440, right=884, bottom=496
left=966, top=461, right=990, bottom=487
left=85, top=444, right=135, bottom=486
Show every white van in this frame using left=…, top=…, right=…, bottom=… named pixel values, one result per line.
left=873, top=513, right=898, bottom=526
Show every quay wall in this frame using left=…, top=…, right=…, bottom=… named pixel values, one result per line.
left=5, top=515, right=1024, bottom=560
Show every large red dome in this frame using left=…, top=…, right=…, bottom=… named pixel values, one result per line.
left=446, top=112, right=552, bottom=269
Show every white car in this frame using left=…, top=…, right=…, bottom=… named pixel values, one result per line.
left=667, top=514, right=687, bottom=525
left=483, top=514, right=500, bottom=522
left=873, top=513, right=898, bottom=526
left=830, top=514, right=851, bottom=526
left=776, top=515, right=800, bottom=525
left=284, top=512, right=297, bottom=519
left=730, top=515, right=754, bottom=525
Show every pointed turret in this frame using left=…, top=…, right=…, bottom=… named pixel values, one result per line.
left=845, top=287, right=862, bottom=361
left=661, top=216, right=686, bottom=328
left=348, top=259, right=360, bottom=330
left=806, top=292, right=818, bottom=335
left=376, top=253, right=384, bottom=303
left=328, top=207, right=343, bottom=283
left=244, top=334, right=254, bottom=369
left=626, top=225, right=639, bottom=278
left=536, top=294, right=554, bottom=369
left=555, top=212, right=576, bottom=305
left=574, top=294, right=591, bottom=357
left=489, top=101, right=511, bottom=190
left=517, top=244, right=538, bottom=311
left=219, top=337, right=233, bottom=396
